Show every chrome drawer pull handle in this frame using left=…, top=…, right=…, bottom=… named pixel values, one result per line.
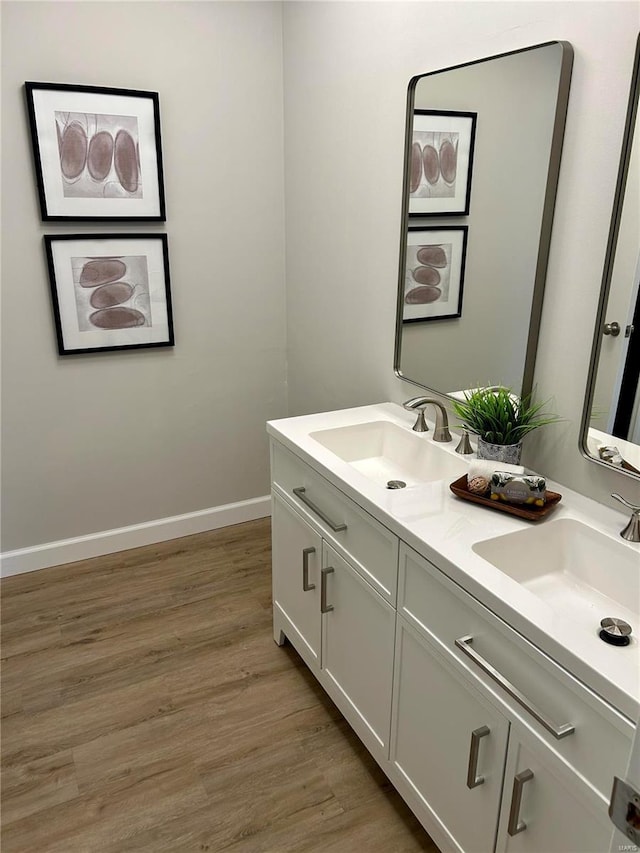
left=321, top=566, right=335, bottom=613
left=293, top=487, right=347, bottom=532
left=507, top=769, right=534, bottom=835
left=466, top=725, right=490, bottom=789
left=302, top=547, right=316, bottom=591
left=455, top=635, right=575, bottom=740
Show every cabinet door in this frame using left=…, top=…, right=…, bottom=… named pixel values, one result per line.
left=391, top=616, right=510, bottom=853
left=496, top=724, right=614, bottom=853
left=320, top=543, right=396, bottom=763
left=271, top=493, right=322, bottom=671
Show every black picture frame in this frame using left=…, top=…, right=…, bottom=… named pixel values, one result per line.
left=409, top=110, right=477, bottom=216
left=44, top=233, right=174, bottom=355
left=25, top=82, right=166, bottom=221
left=402, top=225, right=468, bottom=322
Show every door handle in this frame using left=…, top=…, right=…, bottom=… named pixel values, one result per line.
left=507, top=769, right=534, bottom=835
left=320, top=566, right=334, bottom=613
left=466, top=725, right=490, bottom=789
left=302, top=547, right=316, bottom=591
left=603, top=321, right=621, bottom=336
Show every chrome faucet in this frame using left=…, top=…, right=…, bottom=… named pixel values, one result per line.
left=403, top=397, right=452, bottom=442
left=611, top=494, right=640, bottom=542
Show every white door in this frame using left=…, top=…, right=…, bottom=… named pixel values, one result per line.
left=496, top=722, right=613, bottom=853
left=320, top=543, right=396, bottom=763
left=271, top=493, right=322, bottom=671
left=391, top=615, right=510, bottom=853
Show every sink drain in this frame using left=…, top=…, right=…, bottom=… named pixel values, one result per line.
left=599, top=617, right=632, bottom=646
left=387, top=480, right=407, bottom=490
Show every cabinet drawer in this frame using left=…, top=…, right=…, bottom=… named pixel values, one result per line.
left=399, top=543, right=634, bottom=800
left=271, top=441, right=399, bottom=603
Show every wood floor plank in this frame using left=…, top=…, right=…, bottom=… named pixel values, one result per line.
left=1, top=623, right=63, bottom=659
left=1, top=681, right=175, bottom=768
left=1, top=518, right=439, bottom=852
left=1, top=762, right=209, bottom=853
left=1, top=750, right=79, bottom=824
left=1, top=682, right=23, bottom=719
left=299, top=714, right=396, bottom=812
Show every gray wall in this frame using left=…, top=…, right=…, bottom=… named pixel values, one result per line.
left=3, top=1, right=640, bottom=556
left=1, top=2, right=287, bottom=551
left=282, top=0, right=640, bottom=506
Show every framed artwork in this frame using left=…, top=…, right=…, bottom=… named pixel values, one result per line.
left=402, top=226, right=468, bottom=322
left=44, top=234, right=174, bottom=355
left=409, top=110, right=477, bottom=216
left=25, top=82, right=166, bottom=221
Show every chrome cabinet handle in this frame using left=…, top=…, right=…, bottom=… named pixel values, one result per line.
left=320, top=566, right=335, bottom=613
left=293, top=487, right=347, bottom=532
left=507, top=769, right=534, bottom=835
left=302, top=547, right=316, bottom=591
left=466, top=725, right=490, bottom=789
left=455, top=636, right=575, bottom=740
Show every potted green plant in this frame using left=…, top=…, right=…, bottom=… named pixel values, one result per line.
left=452, top=386, right=560, bottom=464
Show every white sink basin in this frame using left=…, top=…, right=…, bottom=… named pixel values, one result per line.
left=473, top=519, right=640, bottom=633
left=309, top=420, right=466, bottom=488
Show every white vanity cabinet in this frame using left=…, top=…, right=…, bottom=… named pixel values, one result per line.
left=390, top=614, right=617, bottom=853
left=269, top=433, right=635, bottom=853
left=394, top=543, right=632, bottom=853
left=271, top=442, right=399, bottom=762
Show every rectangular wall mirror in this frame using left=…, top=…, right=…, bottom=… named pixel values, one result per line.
left=394, top=41, right=573, bottom=400
left=581, top=34, right=640, bottom=480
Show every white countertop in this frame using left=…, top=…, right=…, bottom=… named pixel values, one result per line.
left=267, top=402, right=640, bottom=723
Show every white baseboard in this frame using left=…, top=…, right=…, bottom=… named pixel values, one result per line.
left=0, top=495, right=271, bottom=578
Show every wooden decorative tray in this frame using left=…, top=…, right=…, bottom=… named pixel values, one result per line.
left=449, top=474, right=562, bottom=521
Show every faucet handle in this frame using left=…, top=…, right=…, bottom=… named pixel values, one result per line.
left=455, top=429, right=474, bottom=455
left=408, top=410, right=428, bottom=432
left=611, top=494, right=640, bottom=542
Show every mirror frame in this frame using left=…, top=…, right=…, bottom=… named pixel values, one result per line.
left=580, top=34, right=640, bottom=482
left=394, top=41, right=574, bottom=400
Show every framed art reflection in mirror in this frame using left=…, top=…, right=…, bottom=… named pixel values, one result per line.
left=409, top=110, right=477, bottom=216
left=402, top=226, right=468, bottom=322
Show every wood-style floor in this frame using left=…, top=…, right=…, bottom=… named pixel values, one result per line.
left=1, top=518, right=439, bottom=852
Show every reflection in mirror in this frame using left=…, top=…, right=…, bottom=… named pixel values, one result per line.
left=582, top=35, right=640, bottom=479
left=395, top=42, right=573, bottom=400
